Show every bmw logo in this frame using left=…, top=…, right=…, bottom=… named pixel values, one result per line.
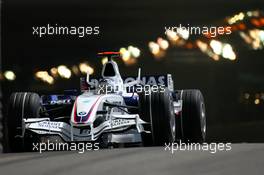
left=78, top=111, right=87, bottom=116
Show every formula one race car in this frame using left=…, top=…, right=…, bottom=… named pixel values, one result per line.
left=3, top=52, right=206, bottom=152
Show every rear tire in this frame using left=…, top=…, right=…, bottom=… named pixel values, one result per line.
left=181, top=89, right=206, bottom=143
left=4, top=92, right=41, bottom=152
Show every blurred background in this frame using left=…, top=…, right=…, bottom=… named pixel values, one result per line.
left=1, top=0, right=264, bottom=142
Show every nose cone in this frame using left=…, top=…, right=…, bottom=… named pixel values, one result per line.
left=71, top=95, right=101, bottom=124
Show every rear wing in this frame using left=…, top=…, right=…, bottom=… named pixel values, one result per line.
left=98, top=52, right=121, bottom=61
left=80, top=74, right=174, bottom=92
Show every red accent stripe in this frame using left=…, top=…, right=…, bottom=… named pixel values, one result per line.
left=74, top=96, right=101, bottom=123
left=83, top=96, right=101, bottom=123
left=98, top=52, right=120, bottom=55
left=73, top=97, right=78, bottom=123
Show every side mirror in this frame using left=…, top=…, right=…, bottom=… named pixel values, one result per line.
left=137, top=68, right=141, bottom=83
left=86, top=70, right=96, bottom=87
left=123, top=67, right=142, bottom=88
left=86, top=70, right=90, bottom=84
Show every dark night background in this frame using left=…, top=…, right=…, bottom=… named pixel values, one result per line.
left=1, top=0, right=264, bottom=142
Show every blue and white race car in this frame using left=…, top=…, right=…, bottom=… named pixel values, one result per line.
left=4, top=52, right=206, bottom=152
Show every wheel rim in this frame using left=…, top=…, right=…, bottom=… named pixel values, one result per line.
left=170, top=101, right=176, bottom=141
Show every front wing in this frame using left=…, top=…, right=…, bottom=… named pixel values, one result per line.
left=25, top=114, right=146, bottom=143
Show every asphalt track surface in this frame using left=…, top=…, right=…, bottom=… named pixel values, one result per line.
left=0, top=144, right=263, bottom=175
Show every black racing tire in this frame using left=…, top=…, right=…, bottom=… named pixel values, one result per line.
left=138, top=92, right=152, bottom=146
left=4, top=92, right=41, bottom=152
left=139, top=88, right=175, bottom=146
left=150, top=89, right=176, bottom=145
left=181, top=89, right=206, bottom=143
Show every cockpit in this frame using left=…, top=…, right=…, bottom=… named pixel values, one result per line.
left=81, top=52, right=125, bottom=94
left=103, top=62, right=116, bottom=77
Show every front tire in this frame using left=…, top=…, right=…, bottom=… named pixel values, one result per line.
left=138, top=91, right=152, bottom=146
left=139, top=88, right=175, bottom=146
left=181, top=89, right=206, bottom=143
left=4, top=92, right=41, bottom=152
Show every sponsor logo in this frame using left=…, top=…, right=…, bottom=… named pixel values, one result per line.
left=78, top=111, right=88, bottom=116
left=111, top=119, right=131, bottom=126
left=37, top=121, right=62, bottom=129
left=50, top=99, right=71, bottom=105
left=124, top=76, right=166, bottom=85
left=81, top=75, right=167, bottom=88
left=82, top=100, right=91, bottom=104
